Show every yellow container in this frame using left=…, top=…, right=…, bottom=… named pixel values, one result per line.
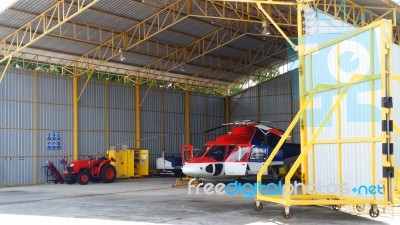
left=135, top=150, right=148, bottom=176
left=108, top=149, right=135, bottom=178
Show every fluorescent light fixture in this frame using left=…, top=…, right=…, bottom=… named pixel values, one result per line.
left=180, top=62, right=186, bottom=72
left=262, top=20, right=270, bottom=36
left=119, top=49, right=126, bottom=62
left=0, top=0, right=18, bottom=13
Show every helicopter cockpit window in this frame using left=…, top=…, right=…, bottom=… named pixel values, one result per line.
left=226, top=145, right=236, bottom=158
left=194, top=145, right=209, bottom=158
left=204, top=145, right=226, bottom=161
left=226, top=146, right=249, bottom=162
left=250, top=147, right=266, bottom=160
left=266, top=132, right=281, bottom=147
left=252, top=128, right=266, bottom=145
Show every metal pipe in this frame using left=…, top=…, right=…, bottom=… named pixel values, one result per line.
left=185, top=90, right=190, bottom=144
left=297, top=1, right=308, bottom=186
left=135, top=83, right=141, bottom=149
left=33, top=70, right=38, bottom=185
left=73, top=74, right=79, bottom=160
left=105, top=79, right=109, bottom=151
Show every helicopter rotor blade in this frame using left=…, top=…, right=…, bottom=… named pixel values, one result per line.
left=202, top=123, right=233, bottom=133
left=258, top=120, right=290, bottom=123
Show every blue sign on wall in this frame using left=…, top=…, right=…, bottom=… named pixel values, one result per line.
left=47, top=132, right=62, bottom=150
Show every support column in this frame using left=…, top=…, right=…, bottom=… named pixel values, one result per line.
left=73, top=74, right=79, bottom=160
left=135, top=83, right=141, bottom=149
left=225, top=96, right=230, bottom=134
left=185, top=90, right=190, bottom=144
left=161, top=88, right=165, bottom=150
left=298, top=2, right=308, bottom=185
left=33, top=70, right=38, bottom=185
left=360, top=8, right=366, bottom=26
left=105, top=79, right=109, bottom=151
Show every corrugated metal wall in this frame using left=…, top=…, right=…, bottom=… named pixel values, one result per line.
left=0, top=68, right=73, bottom=186
left=189, top=94, right=225, bottom=150
left=140, top=87, right=162, bottom=170
left=230, top=70, right=300, bottom=143
left=0, top=67, right=226, bottom=186
left=108, top=83, right=135, bottom=150
left=78, top=80, right=107, bottom=156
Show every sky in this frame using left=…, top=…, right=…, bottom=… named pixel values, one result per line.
left=0, top=0, right=18, bottom=13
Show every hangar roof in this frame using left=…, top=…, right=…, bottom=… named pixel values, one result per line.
left=0, top=0, right=399, bottom=95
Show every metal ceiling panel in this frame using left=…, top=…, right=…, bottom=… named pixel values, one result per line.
left=11, top=0, right=54, bottom=14
left=0, top=9, right=34, bottom=28
left=95, top=0, right=160, bottom=22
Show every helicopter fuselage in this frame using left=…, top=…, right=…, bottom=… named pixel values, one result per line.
left=181, top=123, right=300, bottom=179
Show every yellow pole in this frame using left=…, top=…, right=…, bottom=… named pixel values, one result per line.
left=297, top=1, right=308, bottom=185
left=225, top=95, right=230, bottom=134
left=185, top=90, right=190, bottom=144
left=73, top=74, right=79, bottom=160
left=0, top=57, right=12, bottom=83
left=33, top=70, right=38, bottom=185
left=370, top=28, right=376, bottom=201
left=105, top=79, right=109, bottom=151
left=135, top=83, right=141, bottom=149
left=386, top=20, right=394, bottom=205
left=161, top=88, right=165, bottom=150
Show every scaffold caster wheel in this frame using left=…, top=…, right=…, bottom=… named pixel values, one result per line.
left=332, top=205, right=341, bottom=211
left=356, top=204, right=365, bottom=212
left=253, top=202, right=263, bottom=212
left=172, top=184, right=176, bottom=188
left=369, top=207, right=379, bottom=218
left=282, top=207, right=292, bottom=219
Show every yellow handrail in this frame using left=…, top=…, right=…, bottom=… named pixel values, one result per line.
left=256, top=74, right=373, bottom=202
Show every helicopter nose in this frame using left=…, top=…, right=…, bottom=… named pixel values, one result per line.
left=182, top=164, right=204, bottom=177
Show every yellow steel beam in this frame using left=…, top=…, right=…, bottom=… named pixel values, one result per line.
left=73, top=72, right=79, bottom=161
left=257, top=3, right=297, bottom=51
left=298, top=0, right=308, bottom=186
left=2, top=8, right=253, bottom=69
left=0, top=0, right=100, bottom=64
left=34, top=70, right=38, bottom=185
left=186, top=39, right=290, bottom=89
left=210, top=0, right=298, bottom=6
left=256, top=74, right=368, bottom=200
left=66, top=0, right=189, bottom=72
left=135, top=83, right=141, bottom=149
left=228, top=54, right=296, bottom=90
left=5, top=49, right=229, bottom=91
left=313, top=0, right=400, bottom=43
left=139, top=20, right=261, bottom=83
left=105, top=79, right=110, bottom=151
left=185, top=88, right=190, bottom=144
left=0, top=57, right=12, bottom=83
left=60, top=0, right=268, bottom=89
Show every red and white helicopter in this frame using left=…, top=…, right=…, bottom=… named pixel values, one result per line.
left=181, top=120, right=300, bottom=180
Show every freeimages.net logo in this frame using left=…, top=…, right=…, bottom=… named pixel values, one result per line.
left=188, top=179, right=383, bottom=200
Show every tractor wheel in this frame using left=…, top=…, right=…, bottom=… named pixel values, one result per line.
left=89, top=175, right=101, bottom=183
left=65, top=178, right=76, bottom=184
left=78, top=171, right=90, bottom=185
left=100, top=164, right=116, bottom=183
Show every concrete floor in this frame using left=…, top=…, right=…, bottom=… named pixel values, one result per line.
left=0, top=178, right=399, bottom=225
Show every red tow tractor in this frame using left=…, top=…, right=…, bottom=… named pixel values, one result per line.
left=63, top=157, right=117, bottom=185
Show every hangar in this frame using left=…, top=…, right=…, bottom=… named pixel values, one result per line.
left=1, top=0, right=400, bottom=224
